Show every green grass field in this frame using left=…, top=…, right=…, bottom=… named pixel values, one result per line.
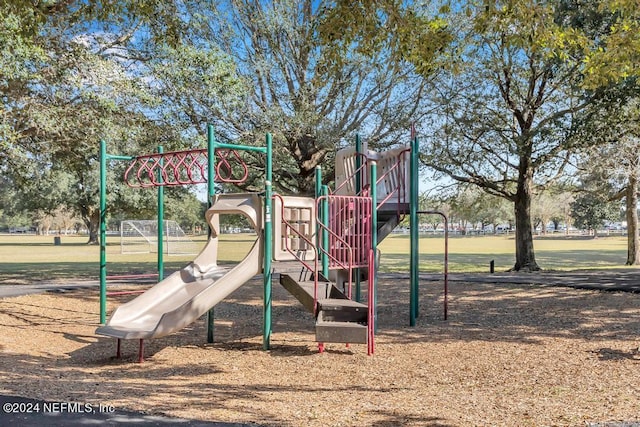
left=379, top=233, right=631, bottom=272
left=0, top=232, right=634, bottom=283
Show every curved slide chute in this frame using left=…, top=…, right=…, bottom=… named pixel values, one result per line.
left=96, top=193, right=263, bottom=340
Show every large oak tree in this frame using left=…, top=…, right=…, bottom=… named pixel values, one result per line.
left=420, top=1, right=606, bottom=271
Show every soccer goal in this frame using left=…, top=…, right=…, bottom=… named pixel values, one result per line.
left=120, top=220, right=199, bottom=255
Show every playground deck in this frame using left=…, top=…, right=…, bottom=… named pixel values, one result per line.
left=1, top=272, right=640, bottom=426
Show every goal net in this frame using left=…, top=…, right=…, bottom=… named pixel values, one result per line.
left=120, top=220, right=199, bottom=255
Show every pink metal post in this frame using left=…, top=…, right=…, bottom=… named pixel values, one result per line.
left=367, top=248, right=375, bottom=355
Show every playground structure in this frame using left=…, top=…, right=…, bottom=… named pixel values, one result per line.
left=96, top=126, right=444, bottom=361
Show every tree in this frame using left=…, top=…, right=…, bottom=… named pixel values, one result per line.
left=550, top=190, right=575, bottom=234
left=572, top=0, right=640, bottom=264
left=570, top=193, right=620, bottom=237
left=179, top=0, right=442, bottom=194
left=0, top=1, right=217, bottom=244
left=531, top=190, right=572, bottom=234
left=420, top=1, right=604, bottom=271
left=572, top=96, right=640, bottom=263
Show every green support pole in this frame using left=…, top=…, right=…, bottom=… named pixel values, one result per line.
left=370, top=161, right=378, bottom=332
left=99, top=140, right=107, bottom=324
left=207, top=124, right=216, bottom=343
left=98, top=144, right=133, bottom=324
left=409, top=136, right=419, bottom=326
left=355, top=134, right=362, bottom=302
left=315, top=166, right=322, bottom=257
left=157, top=145, right=164, bottom=282
left=315, top=166, right=322, bottom=199
left=321, top=185, right=329, bottom=279
left=263, top=133, right=273, bottom=350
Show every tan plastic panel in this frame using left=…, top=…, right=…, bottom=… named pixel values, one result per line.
left=334, top=144, right=410, bottom=203
left=272, top=196, right=316, bottom=262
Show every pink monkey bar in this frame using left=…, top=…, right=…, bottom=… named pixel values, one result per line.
left=123, top=148, right=249, bottom=188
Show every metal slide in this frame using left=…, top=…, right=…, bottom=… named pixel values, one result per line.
left=96, top=193, right=263, bottom=340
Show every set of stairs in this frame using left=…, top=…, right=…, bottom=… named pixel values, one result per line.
left=280, top=274, right=368, bottom=344
left=278, top=203, right=409, bottom=346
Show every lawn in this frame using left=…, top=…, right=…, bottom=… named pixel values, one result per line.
left=0, top=232, right=633, bottom=284
left=378, top=233, right=631, bottom=272
left=0, top=233, right=251, bottom=283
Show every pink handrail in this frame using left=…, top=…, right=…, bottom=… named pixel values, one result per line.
left=337, top=148, right=410, bottom=216
left=315, top=210, right=354, bottom=299
left=332, top=152, right=369, bottom=196
left=316, top=194, right=373, bottom=301
left=367, top=248, right=375, bottom=355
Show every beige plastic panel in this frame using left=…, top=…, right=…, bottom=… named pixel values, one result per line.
left=334, top=144, right=410, bottom=203
left=273, top=196, right=316, bottom=261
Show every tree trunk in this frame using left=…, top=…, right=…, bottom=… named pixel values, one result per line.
left=512, top=161, right=540, bottom=271
left=85, top=209, right=100, bottom=245
left=626, top=175, right=639, bottom=265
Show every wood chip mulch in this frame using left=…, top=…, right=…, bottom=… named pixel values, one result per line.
left=1, top=275, right=639, bottom=426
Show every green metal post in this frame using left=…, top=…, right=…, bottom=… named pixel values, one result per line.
left=321, top=185, right=329, bottom=279
left=157, top=145, right=164, bottom=281
left=370, top=161, right=378, bottom=332
left=207, top=124, right=216, bottom=343
left=410, top=136, right=419, bottom=326
left=99, top=140, right=107, bottom=324
left=315, top=167, right=322, bottom=198
left=315, top=166, right=322, bottom=255
left=263, top=133, right=273, bottom=350
left=355, top=134, right=362, bottom=302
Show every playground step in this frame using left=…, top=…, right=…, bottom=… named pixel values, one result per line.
left=315, top=316, right=368, bottom=344
left=280, top=274, right=339, bottom=313
left=377, top=201, right=410, bottom=215
left=318, top=298, right=368, bottom=323
left=377, top=210, right=402, bottom=243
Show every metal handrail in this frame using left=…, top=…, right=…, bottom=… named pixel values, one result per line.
left=336, top=147, right=410, bottom=215
left=367, top=248, right=375, bottom=355
left=315, top=199, right=354, bottom=299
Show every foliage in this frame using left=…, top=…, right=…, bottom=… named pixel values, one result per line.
left=531, top=189, right=575, bottom=233
left=146, top=43, right=248, bottom=141
left=0, top=1, right=221, bottom=243
left=571, top=92, right=640, bottom=263
left=582, top=0, right=640, bottom=87
left=570, top=192, right=620, bottom=235
left=317, top=0, right=453, bottom=77
left=419, top=0, right=612, bottom=270
left=180, top=0, right=436, bottom=194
